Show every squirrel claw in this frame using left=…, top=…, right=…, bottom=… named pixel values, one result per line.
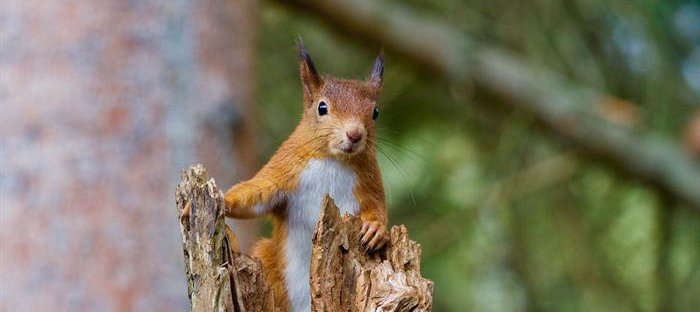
left=360, top=221, right=387, bottom=252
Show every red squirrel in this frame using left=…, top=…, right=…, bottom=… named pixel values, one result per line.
left=224, top=40, right=388, bottom=312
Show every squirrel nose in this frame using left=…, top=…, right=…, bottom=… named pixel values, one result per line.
left=346, top=130, right=363, bottom=143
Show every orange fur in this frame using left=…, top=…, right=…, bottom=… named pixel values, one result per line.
left=224, top=41, right=387, bottom=311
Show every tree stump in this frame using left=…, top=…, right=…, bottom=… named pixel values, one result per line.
left=312, top=196, right=433, bottom=311
left=176, top=164, right=236, bottom=311
left=176, top=164, right=433, bottom=311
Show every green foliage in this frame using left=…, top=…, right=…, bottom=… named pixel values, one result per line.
left=258, top=1, right=700, bottom=310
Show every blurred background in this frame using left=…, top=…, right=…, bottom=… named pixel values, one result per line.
left=2, top=0, right=700, bottom=311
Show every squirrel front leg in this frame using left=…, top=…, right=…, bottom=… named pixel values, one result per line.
left=358, top=196, right=389, bottom=252
left=224, top=177, right=283, bottom=219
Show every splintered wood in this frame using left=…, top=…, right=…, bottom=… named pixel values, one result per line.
left=312, top=196, right=434, bottom=312
left=176, top=164, right=235, bottom=311
left=177, top=165, right=275, bottom=312
left=177, top=164, right=433, bottom=312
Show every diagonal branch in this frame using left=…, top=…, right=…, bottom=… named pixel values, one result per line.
left=276, top=0, right=700, bottom=212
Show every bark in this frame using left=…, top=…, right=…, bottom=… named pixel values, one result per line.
left=177, top=164, right=236, bottom=311
left=1, top=0, right=257, bottom=309
left=176, top=164, right=433, bottom=312
left=312, top=196, right=434, bottom=312
left=275, top=0, right=700, bottom=212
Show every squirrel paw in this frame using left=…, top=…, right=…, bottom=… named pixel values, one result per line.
left=360, top=221, right=388, bottom=252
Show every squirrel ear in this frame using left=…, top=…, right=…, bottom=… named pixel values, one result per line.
left=368, top=49, right=384, bottom=90
left=297, top=38, right=321, bottom=96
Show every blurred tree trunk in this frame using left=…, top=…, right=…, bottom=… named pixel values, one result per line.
left=0, top=0, right=258, bottom=310
left=196, top=0, right=260, bottom=251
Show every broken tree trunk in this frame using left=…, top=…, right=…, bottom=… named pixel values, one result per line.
left=176, top=164, right=433, bottom=312
left=177, top=164, right=274, bottom=312
left=311, top=196, right=434, bottom=311
left=176, top=164, right=236, bottom=311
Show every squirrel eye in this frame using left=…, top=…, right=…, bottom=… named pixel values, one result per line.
left=372, top=107, right=379, bottom=120
left=318, top=101, right=328, bottom=116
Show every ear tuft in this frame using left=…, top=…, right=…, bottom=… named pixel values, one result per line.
left=369, top=49, right=384, bottom=90
left=297, top=37, right=321, bottom=96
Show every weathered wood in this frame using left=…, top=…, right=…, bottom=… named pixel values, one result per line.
left=177, top=164, right=236, bottom=312
left=311, top=196, right=433, bottom=312
left=177, top=164, right=433, bottom=311
left=228, top=251, right=277, bottom=312
left=177, top=164, right=276, bottom=312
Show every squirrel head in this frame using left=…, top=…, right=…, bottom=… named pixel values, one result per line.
left=296, top=39, right=384, bottom=159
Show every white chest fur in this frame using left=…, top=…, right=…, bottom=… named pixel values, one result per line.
left=285, top=159, right=359, bottom=312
